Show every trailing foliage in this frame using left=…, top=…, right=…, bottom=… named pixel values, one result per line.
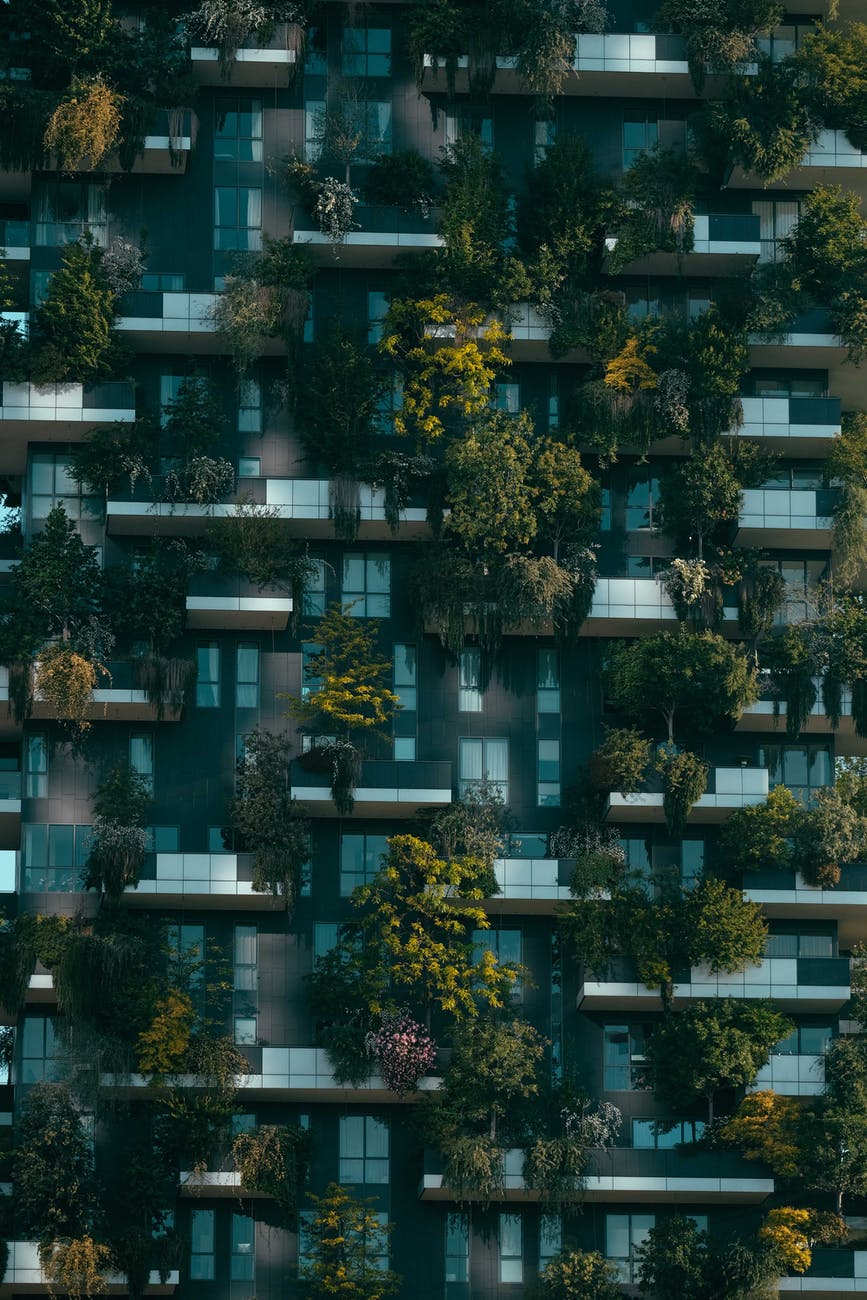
left=231, top=1123, right=312, bottom=1219
left=231, top=728, right=311, bottom=906
left=82, top=762, right=151, bottom=899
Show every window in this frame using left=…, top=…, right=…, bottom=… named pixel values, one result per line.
left=22, top=824, right=92, bottom=892
left=214, top=185, right=262, bottom=251
left=190, top=1209, right=215, bottom=1280
left=459, top=737, right=508, bottom=800
left=130, top=733, right=154, bottom=794
left=625, top=470, right=660, bottom=530
left=21, top=1016, right=60, bottom=1083
left=305, top=26, right=327, bottom=75
left=368, top=291, right=389, bottom=343
left=215, top=99, right=263, bottom=162
left=600, top=486, right=612, bottom=531
left=537, top=739, right=560, bottom=807
left=29, top=453, right=101, bottom=523
left=304, top=559, right=327, bottom=617
left=459, top=648, right=482, bottom=712
left=141, top=272, right=185, bottom=292
left=681, top=839, right=704, bottom=887
left=339, top=1115, right=389, bottom=1184
left=359, top=100, right=393, bottom=159
left=238, top=456, right=260, bottom=478
left=752, top=198, right=801, bottom=264
left=314, top=922, right=339, bottom=959
left=230, top=1211, right=255, bottom=1281
left=764, top=930, right=835, bottom=958
left=539, top=1214, right=561, bottom=1268
left=534, top=119, right=556, bottom=162
left=493, top=382, right=520, bottom=413
left=622, top=114, right=658, bottom=168
left=238, top=376, right=262, bottom=432
left=473, top=928, right=522, bottom=999
left=537, top=650, right=560, bottom=713
left=304, top=99, right=326, bottom=162
left=603, top=1025, right=648, bottom=1091
left=445, top=111, right=493, bottom=149
left=773, top=1023, right=833, bottom=1055
left=301, top=641, right=322, bottom=699
left=35, top=182, right=108, bottom=247
left=546, top=375, right=560, bottom=431
left=25, top=734, right=47, bottom=798
left=342, top=553, right=390, bottom=616
left=445, top=1212, right=469, bottom=1284
left=196, top=643, right=220, bottom=708
left=632, top=1118, right=705, bottom=1148
left=341, top=834, right=388, bottom=896
left=234, top=924, right=258, bottom=991
left=341, top=27, right=391, bottom=76
left=375, top=372, right=404, bottom=434
left=236, top=644, right=259, bottom=709
left=606, top=1213, right=655, bottom=1283
left=759, top=744, right=832, bottom=804
left=393, top=644, right=417, bottom=710
left=499, top=1214, right=523, bottom=1284
left=145, top=826, right=180, bottom=852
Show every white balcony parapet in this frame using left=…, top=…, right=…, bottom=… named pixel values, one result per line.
left=607, top=766, right=769, bottom=823
left=493, top=858, right=571, bottom=902
left=738, top=489, right=833, bottom=534
left=424, top=34, right=691, bottom=78
left=0, top=381, right=134, bottom=424
left=801, top=128, right=867, bottom=169
left=587, top=577, right=739, bottom=628
left=2, top=1242, right=178, bottom=1292
left=690, top=214, right=761, bottom=256
left=101, top=1047, right=442, bottom=1096
left=293, top=227, right=444, bottom=252
left=578, top=955, right=850, bottom=1009
left=735, top=396, right=841, bottom=442
left=749, top=1052, right=825, bottom=1097
left=117, top=293, right=218, bottom=335
left=777, top=1251, right=867, bottom=1292
left=265, top=479, right=427, bottom=526
left=129, top=853, right=257, bottom=899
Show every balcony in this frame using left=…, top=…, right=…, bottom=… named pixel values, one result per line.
left=576, top=953, right=850, bottom=1011
left=0, top=660, right=183, bottom=727
left=606, top=766, right=769, bottom=825
left=729, top=395, right=842, bottom=454
left=485, top=857, right=574, bottom=913
left=290, top=758, right=453, bottom=818
left=730, top=129, right=867, bottom=191
left=292, top=204, right=444, bottom=267
left=0, top=219, right=29, bottom=260
left=107, top=477, right=431, bottom=540
left=0, top=381, right=135, bottom=471
left=749, top=309, right=847, bottom=376
left=748, top=1051, right=825, bottom=1097
left=0, top=764, right=22, bottom=850
left=736, top=488, right=835, bottom=548
left=744, top=864, right=867, bottom=948
left=607, top=212, right=761, bottom=276
left=418, top=1146, right=773, bottom=1204
left=737, top=679, right=867, bottom=756
left=778, top=1250, right=867, bottom=1295
left=186, top=576, right=292, bottom=631
left=123, top=852, right=280, bottom=911
left=422, top=33, right=693, bottom=97
left=583, top=577, right=739, bottom=636
left=102, top=1046, right=442, bottom=1101
left=190, top=27, right=297, bottom=85
left=116, top=291, right=281, bottom=355
left=0, top=1243, right=178, bottom=1294
left=80, top=111, right=195, bottom=175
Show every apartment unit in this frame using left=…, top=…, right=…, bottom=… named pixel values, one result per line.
left=1, top=0, right=866, bottom=1296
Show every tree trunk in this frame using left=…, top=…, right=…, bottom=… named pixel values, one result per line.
left=707, top=1089, right=714, bottom=1125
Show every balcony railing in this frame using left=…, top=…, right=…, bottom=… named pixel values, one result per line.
left=738, top=488, right=836, bottom=536
left=1, top=1242, right=178, bottom=1293
left=0, top=219, right=29, bottom=256
left=577, top=953, right=850, bottom=1009
left=606, top=766, right=769, bottom=823
left=0, top=380, right=135, bottom=425
left=291, top=758, right=453, bottom=815
left=419, top=1145, right=773, bottom=1202
left=749, top=1051, right=825, bottom=1096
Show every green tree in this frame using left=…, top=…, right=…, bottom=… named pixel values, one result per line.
left=656, top=746, right=708, bottom=837
left=13, top=1082, right=97, bottom=1242
left=161, top=377, right=228, bottom=461
left=537, top=1249, right=623, bottom=1300
left=605, top=627, right=758, bottom=743
left=296, top=325, right=386, bottom=476
left=533, top=437, right=600, bottom=559
left=353, top=834, right=520, bottom=1022
left=658, top=443, right=742, bottom=558
left=300, top=1182, right=400, bottom=1300
left=5, top=504, right=101, bottom=653
left=231, top=728, right=311, bottom=906
left=647, top=999, right=793, bottom=1120
left=635, top=1215, right=710, bottom=1300
left=792, top=785, right=867, bottom=887
left=796, top=22, right=867, bottom=149
left=444, top=410, right=538, bottom=558
left=587, top=726, right=651, bottom=796
left=30, top=241, right=118, bottom=384
left=82, top=761, right=151, bottom=900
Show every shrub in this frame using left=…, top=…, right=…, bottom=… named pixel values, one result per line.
left=366, top=1011, right=437, bottom=1095
left=656, top=747, right=708, bottom=837
left=35, top=645, right=108, bottom=735
left=40, top=1236, right=111, bottom=1300
left=44, top=77, right=123, bottom=170
left=231, top=729, right=311, bottom=906
left=137, top=990, right=195, bottom=1078
left=231, top=1123, right=311, bottom=1218
left=30, top=242, right=118, bottom=385
left=82, top=762, right=151, bottom=899
left=587, top=726, right=650, bottom=794
left=364, top=150, right=435, bottom=214
left=13, top=1083, right=97, bottom=1241
left=537, top=1249, right=623, bottom=1299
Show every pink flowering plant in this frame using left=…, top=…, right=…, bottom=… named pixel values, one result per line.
left=366, top=1011, right=437, bottom=1096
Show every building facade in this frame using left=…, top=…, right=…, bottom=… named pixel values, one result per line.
left=1, top=0, right=866, bottom=1296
